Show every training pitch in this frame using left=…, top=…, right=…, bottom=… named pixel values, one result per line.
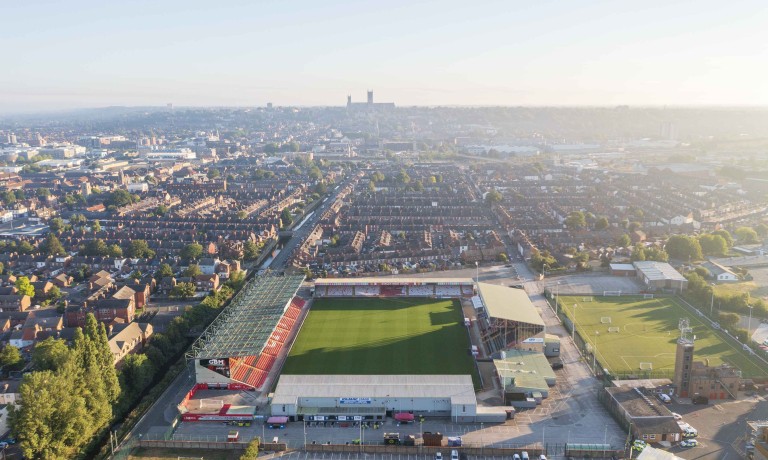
left=558, top=295, right=768, bottom=378
left=282, top=297, right=480, bottom=387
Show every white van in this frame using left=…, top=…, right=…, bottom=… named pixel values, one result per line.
left=450, top=450, right=459, bottom=460
left=658, top=393, right=671, bottom=404
left=521, top=452, right=530, bottom=460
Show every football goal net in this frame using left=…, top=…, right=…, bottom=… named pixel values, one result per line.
left=582, top=296, right=594, bottom=302
left=601, top=316, right=612, bottom=324
left=191, top=399, right=224, bottom=411
left=639, top=362, right=653, bottom=370
left=608, top=326, right=620, bottom=333
left=643, top=293, right=654, bottom=299
left=603, top=290, right=622, bottom=296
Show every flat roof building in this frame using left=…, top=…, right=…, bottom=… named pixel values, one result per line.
left=271, top=374, right=477, bottom=422
left=633, top=261, right=688, bottom=292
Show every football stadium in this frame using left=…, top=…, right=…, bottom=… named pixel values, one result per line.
left=181, top=275, right=546, bottom=423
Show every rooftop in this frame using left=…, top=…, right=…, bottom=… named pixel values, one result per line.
left=477, top=282, right=544, bottom=326
left=494, top=349, right=556, bottom=391
left=272, top=374, right=476, bottom=406
left=189, top=274, right=304, bottom=359
left=633, top=261, right=687, bottom=282
left=314, top=277, right=472, bottom=286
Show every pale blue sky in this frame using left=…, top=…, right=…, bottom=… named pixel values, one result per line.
left=1, top=0, right=766, bottom=112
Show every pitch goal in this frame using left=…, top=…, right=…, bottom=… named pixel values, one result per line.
left=601, top=316, right=612, bottom=324
left=639, top=362, right=653, bottom=370
left=643, top=293, right=654, bottom=299
left=190, top=399, right=224, bottom=411
left=608, top=326, right=620, bottom=333
left=582, top=296, right=594, bottom=302
left=603, top=290, right=622, bottom=297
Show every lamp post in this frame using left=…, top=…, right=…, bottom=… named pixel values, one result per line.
left=303, top=420, right=307, bottom=447
left=475, top=261, right=479, bottom=284
left=710, top=283, right=716, bottom=317
left=555, top=281, right=561, bottom=315
left=748, top=304, right=754, bottom=342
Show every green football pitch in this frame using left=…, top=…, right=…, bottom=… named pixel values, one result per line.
left=558, top=295, right=768, bottom=378
left=282, top=297, right=480, bottom=388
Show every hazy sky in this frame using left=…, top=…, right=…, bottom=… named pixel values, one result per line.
left=1, top=0, right=767, bottom=112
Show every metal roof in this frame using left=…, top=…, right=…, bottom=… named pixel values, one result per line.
left=188, top=274, right=304, bottom=359
left=314, top=277, right=472, bottom=286
left=633, top=261, right=687, bottom=282
left=272, top=374, right=476, bottom=406
left=477, top=282, right=544, bottom=326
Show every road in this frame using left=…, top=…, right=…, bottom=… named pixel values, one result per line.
left=270, top=177, right=353, bottom=271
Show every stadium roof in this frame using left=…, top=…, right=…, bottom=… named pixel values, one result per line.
left=477, top=283, right=544, bottom=326
left=188, top=274, right=304, bottom=359
left=314, top=277, right=472, bottom=286
left=633, top=261, right=686, bottom=282
left=271, top=374, right=476, bottom=406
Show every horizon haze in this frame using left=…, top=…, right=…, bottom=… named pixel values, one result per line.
left=2, top=0, right=767, bottom=113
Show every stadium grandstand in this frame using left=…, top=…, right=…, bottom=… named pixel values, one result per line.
left=187, top=274, right=306, bottom=391
left=313, top=277, right=475, bottom=298
left=474, top=283, right=545, bottom=354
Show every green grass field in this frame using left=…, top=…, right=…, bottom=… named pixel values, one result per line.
left=283, top=297, right=480, bottom=388
left=558, top=295, right=768, bottom=378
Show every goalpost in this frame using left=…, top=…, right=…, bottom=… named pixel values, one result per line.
left=600, top=316, right=612, bottom=324
left=639, top=362, right=653, bottom=370
left=582, top=296, right=594, bottom=302
left=643, top=293, right=654, bottom=299
left=608, top=326, right=620, bottom=333
left=192, top=399, right=224, bottom=411
left=603, top=290, right=622, bottom=297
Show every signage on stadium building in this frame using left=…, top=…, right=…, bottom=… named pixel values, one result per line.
left=339, top=397, right=372, bottom=405
left=200, top=358, right=230, bottom=377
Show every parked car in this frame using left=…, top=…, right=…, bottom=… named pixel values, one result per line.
left=435, top=453, right=443, bottom=460
left=671, top=412, right=682, bottom=420
left=680, top=439, right=699, bottom=447
left=632, top=440, right=647, bottom=452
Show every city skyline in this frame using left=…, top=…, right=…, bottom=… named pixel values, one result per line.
left=2, top=0, right=767, bottom=113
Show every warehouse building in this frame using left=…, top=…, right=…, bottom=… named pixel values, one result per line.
left=633, top=261, right=688, bottom=292
left=270, top=375, right=478, bottom=422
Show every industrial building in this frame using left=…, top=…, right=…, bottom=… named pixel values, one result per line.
left=601, top=386, right=682, bottom=443
left=633, top=261, right=688, bottom=292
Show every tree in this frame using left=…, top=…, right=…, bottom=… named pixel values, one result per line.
left=47, top=285, right=62, bottom=302
left=712, top=229, right=734, bottom=248
left=396, top=169, right=411, bottom=184
left=207, top=169, right=220, bottom=179
left=180, top=243, right=203, bottom=261
left=171, top=282, right=196, bottom=299
left=120, top=354, right=155, bottom=397
left=125, top=240, right=155, bottom=258
left=32, top=338, right=70, bottom=372
left=0, top=345, right=22, bottom=370
left=244, top=241, right=262, bottom=260
left=15, top=276, right=35, bottom=298
left=665, top=235, right=703, bottom=261
left=156, top=263, right=174, bottom=279
left=314, top=182, right=328, bottom=194
left=240, top=437, right=260, bottom=459
left=49, top=217, right=66, bottom=234
left=104, top=189, right=135, bottom=207
left=40, top=234, right=66, bottom=256
left=107, top=244, right=123, bottom=258
left=17, top=240, right=34, bottom=254
left=36, top=188, right=50, bottom=199
left=718, top=312, right=740, bottom=329
left=756, top=223, right=768, bottom=238
left=644, top=247, right=669, bottom=262
left=627, top=221, right=642, bottom=232
left=236, top=210, right=248, bottom=220
left=530, top=249, right=557, bottom=273
left=69, top=214, right=87, bottom=226
left=698, top=234, right=728, bottom=256
left=308, top=166, right=322, bottom=181
left=616, top=234, right=631, bottom=248
left=485, top=190, right=503, bottom=204
left=155, top=205, right=169, bottom=217
left=280, top=209, right=293, bottom=228
left=81, top=238, right=109, bottom=257
left=496, top=252, right=509, bottom=262
left=183, top=264, right=202, bottom=277
left=735, top=227, right=760, bottom=244
left=564, top=211, right=587, bottom=230
left=91, top=219, right=101, bottom=233
left=631, top=244, right=646, bottom=261
left=2, top=190, right=16, bottom=205
left=595, top=216, right=610, bottom=230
